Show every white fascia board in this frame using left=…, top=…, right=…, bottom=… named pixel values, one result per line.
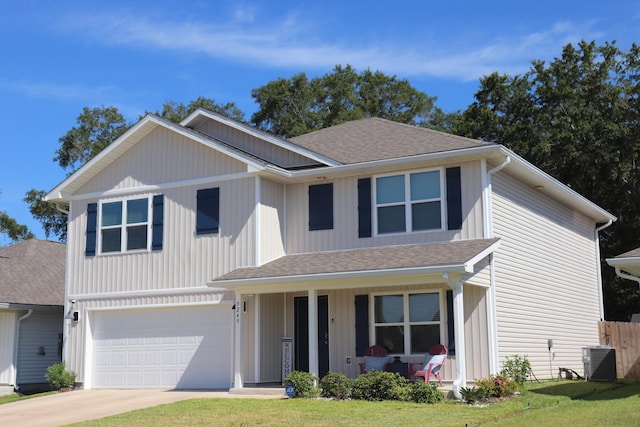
left=501, top=147, right=616, bottom=223
left=68, top=286, right=229, bottom=302
left=605, top=256, right=640, bottom=267
left=181, top=108, right=341, bottom=167
left=464, top=240, right=501, bottom=272
left=208, top=263, right=470, bottom=288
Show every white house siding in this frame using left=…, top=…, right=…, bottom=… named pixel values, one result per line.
left=285, top=161, right=485, bottom=254
left=76, top=127, right=249, bottom=195
left=66, top=177, right=257, bottom=296
left=491, top=171, right=601, bottom=379
left=463, top=285, right=490, bottom=380
left=191, top=119, right=318, bottom=168
left=257, top=294, right=285, bottom=383
left=0, top=311, right=16, bottom=385
left=16, top=309, right=63, bottom=385
left=258, top=179, right=286, bottom=265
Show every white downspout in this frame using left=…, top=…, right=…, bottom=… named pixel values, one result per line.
left=595, top=220, right=613, bottom=319
left=614, top=267, right=640, bottom=288
left=443, top=273, right=465, bottom=399
left=12, top=309, right=33, bottom=389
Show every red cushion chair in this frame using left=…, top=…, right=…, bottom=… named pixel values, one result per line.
left=411, top=344, right=447, bottom=386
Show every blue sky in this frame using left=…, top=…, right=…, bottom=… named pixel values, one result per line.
left=1, top=1, right=638, bottom=243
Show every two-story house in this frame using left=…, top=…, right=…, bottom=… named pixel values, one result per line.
left=46, top=109, right=615, bottom=398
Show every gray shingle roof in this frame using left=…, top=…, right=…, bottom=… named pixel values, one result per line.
left=214, top=239, right=499, bottom=282
left=288, top=117, right=495, bottom=164
left=614, top=247, right=640, bottom=259
left=0, top=239, right=66, bottom=306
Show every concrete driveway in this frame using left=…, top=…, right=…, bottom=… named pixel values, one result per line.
left=0, top=389, right=282, bottom=426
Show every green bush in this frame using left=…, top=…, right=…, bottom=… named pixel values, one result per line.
left=319, top=372, right=353, bottom=399
left=283, top=371, right=319, bottom=398
left=501, top=354, right=532, bottom=387
left=460, top=385, right=487, bottom=404
left=352, top=371, right=408, bottom=401
left=45, top=361, right=76, bottom=390
left=407, top=381, right=446, bottom=403
left=475, top=374, right=519, bottom=398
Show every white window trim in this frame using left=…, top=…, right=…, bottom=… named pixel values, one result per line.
left=372, top=167, right=446, bottom=236
left=369, top=289, right=445, bottom=355
left=97, top=195, right=153, bottom=255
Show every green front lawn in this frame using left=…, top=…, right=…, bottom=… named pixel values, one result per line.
left=59, top=379, right=639, bottom=426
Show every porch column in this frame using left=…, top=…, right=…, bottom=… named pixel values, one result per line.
left=233, top=293, right=243, bottom=389
left=444, top=273, right=466, bottom=399
left=307, top=289, right=319, bottom=379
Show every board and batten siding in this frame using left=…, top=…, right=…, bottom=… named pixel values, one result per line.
left=191, top=119, right=318, bottom=169
left=285, top=161, right=485, bottom=254
left=258, top=179, right=286, bottom=265
left=491, top=171, right=602, bottom=379
left=76, top=127, right=249, bottom=195
left=67, top=177, right=257, bottom=296
left=0, top=311, right=16, bottom=385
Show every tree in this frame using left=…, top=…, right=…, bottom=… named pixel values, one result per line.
left=24, top=189, right=67, bottom=242
left=54, top=106, right=130, bottom=174
left=156, top=96, right=245, bottom=123
left=0, top=190, right=34, bottom=243
left=251, top=65, right=443, bottom=137
left=453, top=40, right=640, bottom=320
left=32, top=98, right=242, bottom=242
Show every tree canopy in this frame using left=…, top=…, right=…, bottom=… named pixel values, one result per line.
left=250, top=65, right=444, bottom=137
left=452, top=40, right=640, bottom=320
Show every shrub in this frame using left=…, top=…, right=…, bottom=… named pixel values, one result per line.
left=501, top=354, right=532, bottom=387
left=352, top=371, right=408, bottom=401
left=475, top=374, right=519, bottom=398
left=319, top=372, right=352, bottom=399
left=460, top=386, right=487, bottom=404
left=45, top=361, right=76, bottom=390
left=282, top=371, right=319, bottom=398
left=407, top=381, right=446, bottom=403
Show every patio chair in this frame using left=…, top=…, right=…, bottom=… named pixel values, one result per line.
left=411, top=344, right=447, bottom=386
left=358, top=344, right=390, bottom=373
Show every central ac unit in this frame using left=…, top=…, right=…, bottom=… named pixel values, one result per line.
left=582, top=346, right=616, bottom=381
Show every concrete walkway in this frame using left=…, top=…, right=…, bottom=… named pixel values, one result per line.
left=0, top=389, right=283, bottom=427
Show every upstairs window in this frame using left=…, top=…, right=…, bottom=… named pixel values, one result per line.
left=372, top=291, right=442, bottom=355
left=374, top=169, right=443, bottom=235
left=100, top=197, right=150, bottom=253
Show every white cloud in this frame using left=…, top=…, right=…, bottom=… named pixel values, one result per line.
left=55, top=10, right=603, bottom=82
left=0, top=79, right=115, bottom=101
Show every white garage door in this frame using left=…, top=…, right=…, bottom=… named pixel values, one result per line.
left=91, top=305, right=231, bottom=389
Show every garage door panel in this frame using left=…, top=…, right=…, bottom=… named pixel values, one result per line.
left=91, top=305, right=231, bottom=389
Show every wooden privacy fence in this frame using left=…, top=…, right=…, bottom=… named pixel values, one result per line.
left=598, top=321, right=640, bottom=379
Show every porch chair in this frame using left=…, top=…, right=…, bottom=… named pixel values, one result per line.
left=358, top=344, right=390, bottom=374
left=411, top=344, right=448, bottom=386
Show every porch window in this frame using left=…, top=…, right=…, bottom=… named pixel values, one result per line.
left=100, top=197, right=150, bottom=253
left=372, top=291, right=442, bottom=354
left=374, top=169, right=443, bottom=235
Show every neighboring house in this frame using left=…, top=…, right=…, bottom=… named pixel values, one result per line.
left=45, top=110, right=615, bottom=398
left=0, top=239, right=66, bottom=394
left=606, top=247, right=640, bottom=288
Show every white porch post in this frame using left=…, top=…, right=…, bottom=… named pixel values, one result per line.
left=308, top=289, right=319, bottom=379
left=444, top=273, right=466, bottom=399
left=233, top=293, right=243, bottom=389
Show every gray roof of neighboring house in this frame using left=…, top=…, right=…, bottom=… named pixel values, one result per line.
left=0, top=239, right=66, bottom=306
left=214, top=239, right=500, bottom=283
left=614, top=247, right=640, bottom=259
left=288, top=117, right=496, bottom=164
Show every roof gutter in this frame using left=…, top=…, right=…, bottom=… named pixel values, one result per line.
left=613, top=266, right=640, bottom=288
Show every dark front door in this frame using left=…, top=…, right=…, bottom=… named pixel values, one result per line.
left=294, top=295, right=329, bottom=378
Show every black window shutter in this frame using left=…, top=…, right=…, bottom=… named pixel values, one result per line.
left=446, top=167, right=463, bottom=230
left=357, top=178, right=372, bottom=238
left=308, top=183, right=333, bottom=231
left=446, top=290, right=455, bottom=355
left=355, top=294, right=369, bottom=356
left=85, top=203, right=97, bottom=257
left=152, top=195, right=164, bottom=250
left=196, top=188, right=219, bottom=235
